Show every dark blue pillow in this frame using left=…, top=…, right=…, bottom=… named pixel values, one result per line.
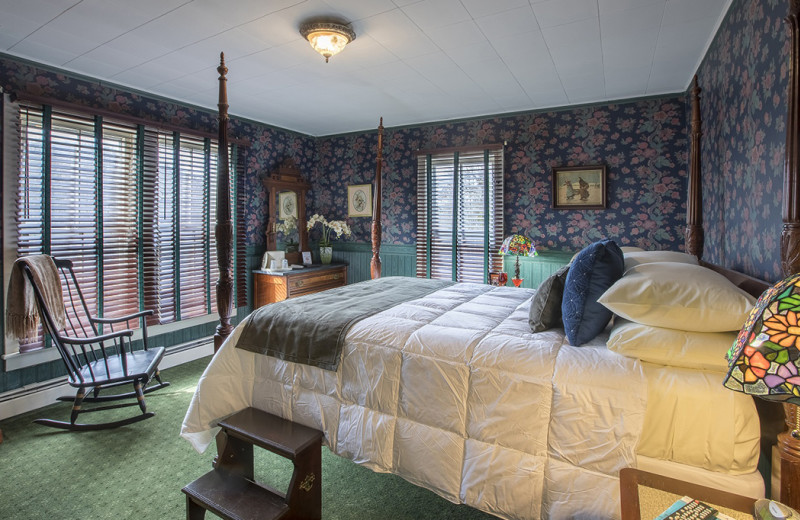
left=561, top=239, right=624, bottom=346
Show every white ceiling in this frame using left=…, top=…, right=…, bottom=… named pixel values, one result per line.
left=0, top=0, right=732, bottom=136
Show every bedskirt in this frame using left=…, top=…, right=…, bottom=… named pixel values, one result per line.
left=181, top=282, right=761, bottom=519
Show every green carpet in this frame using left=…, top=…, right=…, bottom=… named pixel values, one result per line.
left=0, top=356, right=496, bottom=519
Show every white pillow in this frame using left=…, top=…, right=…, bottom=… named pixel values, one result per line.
left=607, top=319, right=736, bottom=371
left=597, top=262, right=755, bottom=332
left=623, top=250, right=698, bottom=271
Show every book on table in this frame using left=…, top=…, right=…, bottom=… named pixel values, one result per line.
left=654, top=496, right=736, bottom=520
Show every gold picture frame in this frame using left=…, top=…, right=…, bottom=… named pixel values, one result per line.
left=348, top=184, right=372, bottom=217
left=278, top=191, right=298, bottom=219
left=552, top=165, right=607, bottom=209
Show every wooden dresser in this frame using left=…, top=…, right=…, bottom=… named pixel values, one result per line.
left=253, top=264, right=347, bottom=308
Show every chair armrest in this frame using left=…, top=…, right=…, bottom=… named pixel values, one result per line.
left=59, top=329, right=135, bottom=345
left=91, top=309, right=154, bottom=325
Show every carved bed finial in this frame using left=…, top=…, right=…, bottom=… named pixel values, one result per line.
left=214, top=52, right=234, bottom=351
left=685, top=75, right=704, bottom=260
left=371, top=118, right=384, bottom=279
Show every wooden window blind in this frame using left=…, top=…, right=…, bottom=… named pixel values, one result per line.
left=100, top=120, right=140, bottom=329
left=15, top=105, right=46, bottom=351
left=233, top=145, right=247, bottom=309
left=11, top=101, right=246, bottom=348
left=177, top=135, right=209, bottom=319
left=154, top=131, right=177, bottom=324
left=416, top=146, right=504, bottom=283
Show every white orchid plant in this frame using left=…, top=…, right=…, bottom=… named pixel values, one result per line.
left=275, top=215, right=299, bottom=252
left=306, top=214, right=351, bottom=247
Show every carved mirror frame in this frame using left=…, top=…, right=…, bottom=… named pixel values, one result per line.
left=263, top=158, right=311, bottom=253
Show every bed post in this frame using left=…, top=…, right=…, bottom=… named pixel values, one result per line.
left=778, top=1, right=800, bottom=509
left=370, top=118, right=384, bottom=279
left=785, top=1, right=800, bottom=276
left=686, top=75, right=704, bottom=260
left=214, top=52, right=234, bottom=352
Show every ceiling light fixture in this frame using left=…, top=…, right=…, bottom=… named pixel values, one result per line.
left=299, top=20, right=356, bottom=63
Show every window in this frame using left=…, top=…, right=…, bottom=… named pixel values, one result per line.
left=8, top=100, right=245, bottom=353
left=416, top=146, right=504, bottom=283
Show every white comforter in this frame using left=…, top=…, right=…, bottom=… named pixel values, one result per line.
left=182, top=283, right=648, bottom=519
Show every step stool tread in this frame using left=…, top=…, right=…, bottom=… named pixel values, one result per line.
left=182, top=470, right=289, bottom=520
left=219, top=407, right=322, bottom=459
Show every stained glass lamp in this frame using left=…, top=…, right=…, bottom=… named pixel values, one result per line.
left=499, top=235, right=537, bottom=287
left=724, top=273, right=800, bottom=403
left=723, top=272, right=800, bottom=507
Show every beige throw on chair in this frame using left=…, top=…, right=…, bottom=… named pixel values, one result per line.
left=6, top=255, right=66, bottom=343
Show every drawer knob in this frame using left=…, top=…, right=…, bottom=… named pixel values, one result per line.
left=295, top=280, right=304, bottom=287
left=334, top=274, right=341, bottom=280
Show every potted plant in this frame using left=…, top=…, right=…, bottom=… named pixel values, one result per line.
left=306, top=214, right=351, bottom=264
left=275, top=216, right=302, bottom=265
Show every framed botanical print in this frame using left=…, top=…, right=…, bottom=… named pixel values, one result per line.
left=348, top=184, right=372, bottom=217
left=279, top=191, right=298, bottom=219
left=551, top=165, right=607, bottom=209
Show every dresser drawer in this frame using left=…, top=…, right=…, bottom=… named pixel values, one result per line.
left=287, top=268, right=346, bottom=297
left=253, top=265, right=347, bottom=308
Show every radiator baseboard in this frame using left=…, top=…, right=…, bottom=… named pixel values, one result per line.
left=0, top=339, right=214, bottom=421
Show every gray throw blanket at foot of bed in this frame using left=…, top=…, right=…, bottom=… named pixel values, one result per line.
left=235, top=276, right=454, bottom=370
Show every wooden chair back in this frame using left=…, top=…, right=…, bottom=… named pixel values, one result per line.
left=25, top=258, right=145, bottom=386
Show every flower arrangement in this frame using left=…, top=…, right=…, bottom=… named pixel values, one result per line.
left=275, top=216, right=299, bottom=252
left=306, top=214, right=351, bottom=247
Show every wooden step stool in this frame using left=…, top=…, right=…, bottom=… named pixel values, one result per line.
left=182, top=407, right=323, bottom=520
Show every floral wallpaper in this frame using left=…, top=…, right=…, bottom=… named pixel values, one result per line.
left=314, top=98, right=689, bottom=252
left=0, top=54, right=316, bottom=249
left=5, top=0, right=791, bottom=283
left=1, top=54, right=690, bottom=255
left=695, top=0, right=788, bottom=282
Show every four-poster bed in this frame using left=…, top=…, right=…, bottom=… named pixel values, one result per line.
left=200, top=1, right=800, bottom=513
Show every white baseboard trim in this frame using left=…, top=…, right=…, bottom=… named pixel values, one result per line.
left=0, top=339, right=214, bottom=421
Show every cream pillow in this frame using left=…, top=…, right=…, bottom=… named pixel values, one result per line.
left=623, top=250, right=698, bottom=271
left=608, top=319, right=736, bottom=371
left=597, top=262, right=755, bottom=332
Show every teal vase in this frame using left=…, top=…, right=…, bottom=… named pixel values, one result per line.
left=320, top=246, right=333, bottom=264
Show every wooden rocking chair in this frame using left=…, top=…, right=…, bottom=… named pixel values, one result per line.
left=23, top=256, right=169, bottom=431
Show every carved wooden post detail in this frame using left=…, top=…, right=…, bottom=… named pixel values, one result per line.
left=214, top=52, right=234, bottom=352
left=686, top=75, right=704, bottom=260
left=785, top=1, right=800, bottom=277
left=370, top=118, right=384, bottom=279
left=779, top=1, right=800, bottom=510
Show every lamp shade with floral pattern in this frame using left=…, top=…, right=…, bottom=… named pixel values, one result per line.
left=724, top=272, right=800, bottom=404
left=499, top=234, right=537, bottom=257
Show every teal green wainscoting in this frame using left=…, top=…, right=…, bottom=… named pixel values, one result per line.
left=0, top=245, right=264, bottom=394
left=0, top=311, right=246, bottom=394
left=502, top=250, right=573, bottom=289
left=317, top=242, right=417, bottom=284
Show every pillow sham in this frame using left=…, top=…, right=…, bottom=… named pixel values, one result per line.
left=623, top=250, right=698, bottom=271
left=561, top=239, right=624, bottom=346
left=529, top=265, right=569, bottom=332
left=607, top=319, right=736, bottom=372
left=597, top=262, right=755, bottom=332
